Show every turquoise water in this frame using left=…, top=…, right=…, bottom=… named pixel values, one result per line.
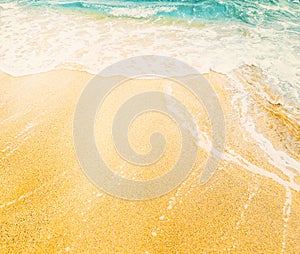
left=2, top=0, right=300, bottom=28
left=0, top=0, right=300, bottom=115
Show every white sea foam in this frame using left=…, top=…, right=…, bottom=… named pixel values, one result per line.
left=0, top=3, right=299, bottom=109
left=109, top=6, right=176, bottom=18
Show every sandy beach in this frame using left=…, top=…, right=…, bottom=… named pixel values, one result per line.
left=0, top=69, right=299, bottom=253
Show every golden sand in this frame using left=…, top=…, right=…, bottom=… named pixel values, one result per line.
left=0, top=69, right=299, bottom=253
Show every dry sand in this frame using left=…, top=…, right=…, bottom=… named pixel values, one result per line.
left=0, top=69, right=299, bottom=253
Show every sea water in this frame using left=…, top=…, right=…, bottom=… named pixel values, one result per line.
left=0, top=0, right=299, bottom=118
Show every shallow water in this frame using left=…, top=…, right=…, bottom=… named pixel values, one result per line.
left=0, top=0, right=300, bottom=118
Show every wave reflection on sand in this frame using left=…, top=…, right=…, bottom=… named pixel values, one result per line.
left=0, top=69, right=299, bottom=252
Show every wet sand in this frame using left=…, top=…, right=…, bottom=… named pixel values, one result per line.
left=0, top=69, right=299, bottom=253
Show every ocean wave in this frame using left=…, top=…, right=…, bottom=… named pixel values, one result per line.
left=0, top=1, right=299, bottom=118
left=109, top=6, right=177, bottom=18
left=1, top=0, right=300, bottom=27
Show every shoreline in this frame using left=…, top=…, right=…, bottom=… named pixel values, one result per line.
left=1, top=2, right=300, bottom=110
left=0, top=69, right=299, bottom=252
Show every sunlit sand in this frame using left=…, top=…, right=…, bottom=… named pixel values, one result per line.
left=0, top=69, right=299, bottom=252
